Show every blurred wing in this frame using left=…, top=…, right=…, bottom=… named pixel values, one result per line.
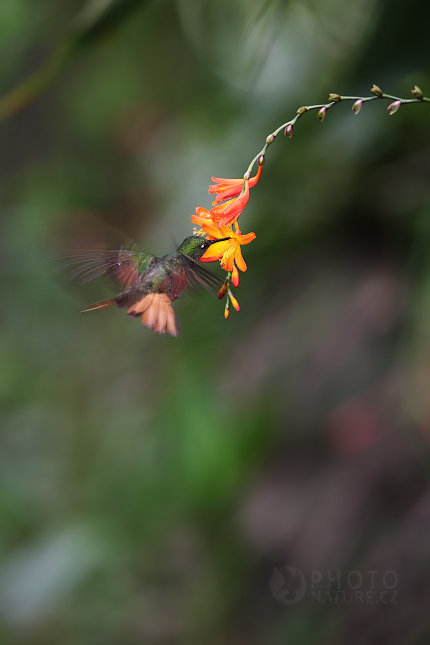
left=161, top=263, right=190, bottom=301
left=54, top=247, right=155, bottom=290
left=181, top=254, right=225, bottom=296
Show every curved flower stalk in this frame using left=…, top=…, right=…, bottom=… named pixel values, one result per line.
left=193, top=84, right=429, bottom=318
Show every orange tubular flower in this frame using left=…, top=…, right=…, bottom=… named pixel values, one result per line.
left=209, top=179, right=250, bottom=228
left=209, top=164, right=263, bottom=204
left=196, top=221, right=256, bottom=281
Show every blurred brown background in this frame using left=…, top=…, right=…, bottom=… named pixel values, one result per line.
left=0, top=1, right=430, bottom=643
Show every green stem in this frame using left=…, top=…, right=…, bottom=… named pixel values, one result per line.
left=245, top=86, right=430, bottom=177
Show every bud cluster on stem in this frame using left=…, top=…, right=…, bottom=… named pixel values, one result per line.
left=245, top=83, right=429, bottom=184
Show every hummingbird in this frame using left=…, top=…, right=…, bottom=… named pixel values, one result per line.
left=60, top=235, right=229, bottom=337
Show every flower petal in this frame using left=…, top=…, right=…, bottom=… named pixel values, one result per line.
left=200, top=240, right=231, bottom=262
left=191, top=215, right=220, bottom=237
left=210, top=197, right=235, bottom=218
left=211, top=180, right=249, bottom=227
left=231, top=264, right=239, bottom=287
left=234, top=246, right=247, bottom=272
left=249, top=164, right=263, bottom=188
left=209, top=166, right=262, bottom=203
left=237, top=231, right=256, bottom=245
left=195, top=206, right=211, bottom=218
left=210, top=176, right=241, bottom=186
left=210, top=184, right=243, bottom=204
left=219, top=225, right=235, bottom=238
left=219, top=242, right=236, bottom=272
left=221, top=253, right=235, bottom=272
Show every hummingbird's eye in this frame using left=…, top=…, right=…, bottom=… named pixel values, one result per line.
left=200, top=243, right=207, bottom=249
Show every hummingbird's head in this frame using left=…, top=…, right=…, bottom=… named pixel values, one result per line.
left=179, top=235, right=230, bottom=260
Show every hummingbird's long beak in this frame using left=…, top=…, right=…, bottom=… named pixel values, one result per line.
left=208, top=237, right=230, bottom=244
left=199, top=237, right=232, bottom=264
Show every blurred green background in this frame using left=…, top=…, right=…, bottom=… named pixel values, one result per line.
left=1, top=1, right=430, bottom=643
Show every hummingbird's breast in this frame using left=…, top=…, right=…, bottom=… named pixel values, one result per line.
left=137, top=255, right=190, bottom=301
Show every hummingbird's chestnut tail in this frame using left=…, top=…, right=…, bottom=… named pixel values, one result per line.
left=80, top=299, right=116, bottom=312
left=126, top=293, right=180, bottom=337
left=80, top=293, right=180, bottom=337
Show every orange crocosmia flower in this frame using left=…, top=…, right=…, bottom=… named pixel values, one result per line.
left=194, top=206, right=212, bottom=220
left=209, top=164, right=262, bottom=204
left=191, top=208, right=216, bottom=238
left=209, top=179, right=249, bottom=228
left=197, top=222, right=256, bottom=276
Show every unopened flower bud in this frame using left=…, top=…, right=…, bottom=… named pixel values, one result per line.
left=224, top=302, right=229, bottom=319
left=387, top=100, right=401, bottom=115
left=371, top=84, right=383, bottom=97
left=229, top=293, right=240, bottom=311
left=284, top=124, right=293, bottom=138
left=352, top=99, right=363, bottom=115
left=266, top=134, right=274, bottom=144
left=297, top=106, right=307, bottom=114
left=244, top=171, right=250, bottom=180
left=258, top=155, right=265, bottom=166
left=218, top=281, right=228, bottom=299
left=411, top=85, right=423, bottom=100
left=231, top=265, right=239, bottom=288
left=317, top=107, right=327, bottom=122
left=329, top=93, right=341, bottom=102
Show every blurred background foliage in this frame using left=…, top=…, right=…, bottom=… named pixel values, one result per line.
left=1, top=0, right=430, bottom=643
